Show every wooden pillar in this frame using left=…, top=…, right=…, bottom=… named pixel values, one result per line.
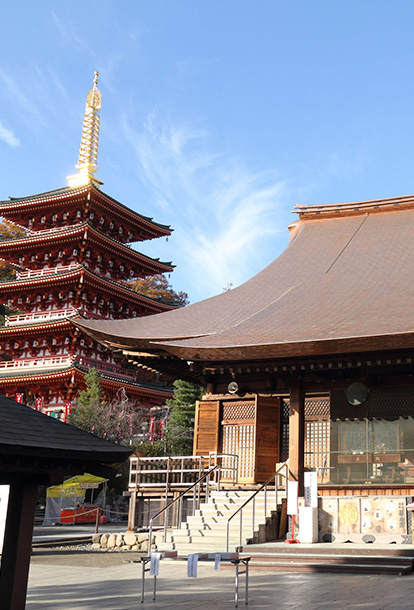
left=0, top=483, right=38, bottom=610
left=127, top=491, right=137, bottom=532
left=288, top=380, right=305, bottom=496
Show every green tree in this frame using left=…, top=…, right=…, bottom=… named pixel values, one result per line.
left=165, top=380, right=203, bottom=455
left=129, top=274, right=189, bottom=307
left=68, top=368, right=143, bottom=445
left=0, top=219, right=26, bottom=282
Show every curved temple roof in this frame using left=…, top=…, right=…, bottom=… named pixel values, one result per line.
left=74, top=194, right=414, bottom=362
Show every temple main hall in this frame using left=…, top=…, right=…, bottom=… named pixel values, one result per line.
left=77, top=191, right=414, bottom=543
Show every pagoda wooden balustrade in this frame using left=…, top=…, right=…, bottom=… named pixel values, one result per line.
left=26, top=227, right=73, bottom=236
left=0, top=354, right=136, bottom=379
left=5, top=308, right=79, bottom=326
left=16, top=265, right=78, bottom=279
left=0, top=355, right=75, bottom=371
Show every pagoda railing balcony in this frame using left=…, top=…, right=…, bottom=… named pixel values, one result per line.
left=16, top=264, right=78, bottom=279
left=26, top=226, right=77, bottom=236
left=0, top=355, right=75, bottom=372
left=76, top=356, right=136, bottom=380
left=5, top=308, right=79, bottom=326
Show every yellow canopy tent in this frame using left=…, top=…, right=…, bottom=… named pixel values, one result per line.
left=43, top=474, right=107, bottom=525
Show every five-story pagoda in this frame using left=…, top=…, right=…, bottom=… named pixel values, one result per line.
left=0, top=73, right=175, bottom=416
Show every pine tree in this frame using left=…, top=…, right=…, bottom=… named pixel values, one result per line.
left=165, top=380, right=203, bottom=455
left=68, top=368, right=143, bottom=445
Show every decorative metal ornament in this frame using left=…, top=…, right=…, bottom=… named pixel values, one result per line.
left=346, top=382, right=369, bottom=406
left=67, top=71, right=103, bottom=188
left=227, top=381, right=239, bottom=394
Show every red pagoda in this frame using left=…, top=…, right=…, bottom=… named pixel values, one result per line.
left=0, top=72, right=175, bottom=416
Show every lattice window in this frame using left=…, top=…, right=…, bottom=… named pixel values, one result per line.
left=282, top=397, right=330, bottom=467
left=305, top=398, right=330, bottom=417
left=222, top=401, right=255, bottom=420
left=281, top=421, right=289, bottom=462
left=368, top=392, right=414, bottom=418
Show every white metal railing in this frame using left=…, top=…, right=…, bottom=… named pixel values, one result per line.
left=0, top=355, right=75, bottom=371
left=129, top=455, right=206, bottom=491
left=16, top=264, right=78, bottom=279
left=5, top=308, right=79, bottom=326
left=207, top=451, right=238, bottom=486
left=225, top=461, right=290, bottom=552
left=129, top=453, right=238, bottom=492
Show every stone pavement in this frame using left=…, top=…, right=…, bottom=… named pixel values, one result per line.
left=26, top=548, right=414, bottom=610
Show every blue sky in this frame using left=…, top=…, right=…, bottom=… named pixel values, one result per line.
left=1, top=1, right=414, bottom=303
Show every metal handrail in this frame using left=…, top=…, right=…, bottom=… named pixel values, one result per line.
left=225, top=461, right=291, bottom=552
left=148, top=464, right=221, bottom=547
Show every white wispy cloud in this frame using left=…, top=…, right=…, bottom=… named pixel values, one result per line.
left=122, top=113, right=287, bottom=301
left=0, top=121, right=20, bottom=147
left=0, top=70, right=48, bottom=129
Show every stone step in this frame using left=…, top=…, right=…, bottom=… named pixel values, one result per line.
left=164, top=530, right=255, bottom=542
left=240, top=556, right=412, bottom=575
left=237, top=545, right=414, bottom=575
left=157, top=542, right=240, bottom=554
left=196, top=500, right=275, bottom=510
left=240, top=544, right=414, bottom=557
left=183, top=520, right=267, bottom=530
left=192, top=509, right=274, bottom=523
left=197, top=501, right=272, bottom=511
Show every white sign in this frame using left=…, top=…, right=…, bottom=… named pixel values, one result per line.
left=287, top=481, right=299, bottom=515
left=150, top=552, right=160, bottom=576
left=187, top=554, right=199, bottom=578
left=304, top=471, right=318, bottom=508
left=214, top=553, right=221, bottom=571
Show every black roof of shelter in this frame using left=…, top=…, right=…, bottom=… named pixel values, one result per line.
left=0, top=394, right=132, bottom=484
left=0, top=394, right=133, bottom=609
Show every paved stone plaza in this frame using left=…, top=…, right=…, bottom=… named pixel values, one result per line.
left=26, top=548, right=414, bottom=609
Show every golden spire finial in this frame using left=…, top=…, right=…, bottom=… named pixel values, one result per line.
left=67, top=71, right=103, bottom=188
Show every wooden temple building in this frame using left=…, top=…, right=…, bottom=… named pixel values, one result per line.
left=0, top=73, right=175, bottom=416
left=76, top=192, right=414, bottom=543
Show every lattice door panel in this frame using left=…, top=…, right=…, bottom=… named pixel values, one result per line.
left=222, top=423, right=255, bottom=481
left=222, top=425, right=238, bottom=479
left=305, top=420, right=330, bottom=475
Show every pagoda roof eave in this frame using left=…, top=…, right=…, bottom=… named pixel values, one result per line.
left=0, top=265, right=175, bottom=312
left=0, top=184, right=172, bottom=237
left=0, top=221, right=174, bottom=274
left=0, top=318, right=75, bottom=336
left=0, top=365, right=173, bottom=397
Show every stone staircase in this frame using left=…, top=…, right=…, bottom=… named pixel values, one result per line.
left=238, top=543, right=414, bottom=575
left=156, top=489, right=281, bottom=556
